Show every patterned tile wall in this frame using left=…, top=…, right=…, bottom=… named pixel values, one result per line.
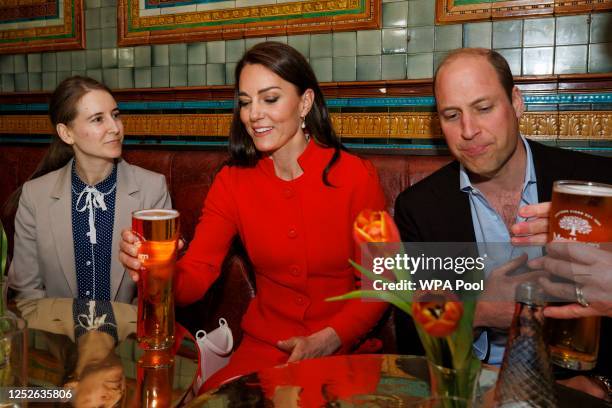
left=0, top=2, right=611, bottom=92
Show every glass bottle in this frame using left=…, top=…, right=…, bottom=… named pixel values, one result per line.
left=494, top=282, right=557, bottom=408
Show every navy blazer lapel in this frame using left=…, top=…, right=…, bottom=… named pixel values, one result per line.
left=49, top=161, right=78, bottom=297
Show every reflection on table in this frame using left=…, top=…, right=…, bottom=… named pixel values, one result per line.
left=187, top=354, right=497, bottom=407
left=13, top=298, right=198, bottom=407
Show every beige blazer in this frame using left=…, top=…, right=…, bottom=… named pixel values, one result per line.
left=8, top=159, right=172, bottom=303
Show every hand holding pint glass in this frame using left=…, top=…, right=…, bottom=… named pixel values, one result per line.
left=132, top=209, right=180, bottom=350
left=545, top=180, right=612, bottom=370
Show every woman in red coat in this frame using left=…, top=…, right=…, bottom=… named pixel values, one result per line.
left=120, top=41, right=387, bottom=391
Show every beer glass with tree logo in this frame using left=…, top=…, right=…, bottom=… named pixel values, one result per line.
left=546, top=180, right=612, bottom=370
left=133, top=209, right=180, bottom=350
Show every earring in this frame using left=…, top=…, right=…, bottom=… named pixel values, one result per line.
left=300, top=116, right=306, bottom=129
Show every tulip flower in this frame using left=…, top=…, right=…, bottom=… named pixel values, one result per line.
left=412, top=292, right=463, bottom=338
left=354, top=209, right=400, bottom=244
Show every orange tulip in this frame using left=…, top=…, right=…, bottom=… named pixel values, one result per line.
left=354, top=209, right=401, bottom=244
left=412, top=292, right=463, bottom=338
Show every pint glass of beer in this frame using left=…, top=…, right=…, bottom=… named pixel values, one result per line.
left=546, top=180, right=612, bottom=370
left=133, top=209, right=180, bottom=350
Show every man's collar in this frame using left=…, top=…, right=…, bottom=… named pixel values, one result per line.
left=459, top=134, right=536, bottom=192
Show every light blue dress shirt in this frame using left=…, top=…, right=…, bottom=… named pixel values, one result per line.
left=459, top=135, right=539, bottom=365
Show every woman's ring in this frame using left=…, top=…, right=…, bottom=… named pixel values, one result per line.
left=575, top=286, right=590, bottom=307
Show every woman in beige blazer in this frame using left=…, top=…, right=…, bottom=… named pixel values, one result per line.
left=7, top=76, right=171, bottom=303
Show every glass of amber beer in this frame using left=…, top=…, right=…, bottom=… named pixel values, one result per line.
left=546, top=180, right=612, bottom=370
left=133, top=209, right=180, bottom=350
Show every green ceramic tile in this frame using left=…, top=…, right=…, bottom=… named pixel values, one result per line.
left=556, top=15, right=589, bottom=46
left=152, top=66, right=169, bottom=87
left=433, top=51, right=449, bottom=72
left=87, top=29, right=101, bottom=49
left=42, top=72, right=57, bottom=91
left=206, top=63, right=225, bottom=85
left=332, top=56, right=356, bottom=81
left=103, top=68, right=118, bottom=89
left=101, top=29, right=117, bottom=49
left=590, top=13, right=612, bottom=43
left=72, top=70, right=86, bottom=77
left=134, top=67, right=151, bottom=88
left=42, top=53, right=56, bottom=72
left=118, top=68, right=133, bottom=88
left=134, top=46, right=150, bottom=67
left=383, top=1, right=408, bottom=27
left=1, top=74, right=14, bottom=92
left=463, top=22, right=491, bottom=48
left=28, top=72, right=42, bottom=91
left=57, top=52, right=71, bottom=71
left=407, top=52, right=432, bottom=79
left=14, top=55, right=26, bottom=73
left=101, top=7, right=117, bottom=28
left=152, top=45, right=169, bottom=66
left=492, top=20, right=522, bottom=49
left=226, top=39, right=245, bottom=63
left=118, top=48, right=134, bottom=67
left=356, top=55, right=381, bottom=81
left=101, top=0, right=115, bottom=7
left=495, top=48, right=521, bottom=76
left=523, top=18, right=554, bottom=47
left=266, top=36, right=287, bottom=44
left=333, top=32, right=357, bottom=57
left=170, top=65, right=187, bottom=86
left=0, top=56, right=13, bottom=74
left=310, top=57, right=332, bottom=82
left=589, top=43, right=612, bottom=73
left=407, top=0, right=434, bottom=27
left=382, top=28, right=407, bottom=54
left=435, top=24, right=462, bottom=51
left=288, top=35, right=310, bottom=57
left=187, top=43, right=206, bottom=65
left=407, top=26, right=433, bottom=54
left=245, top=38, right=266, bottom=50
left=225, top=62, right=236, bottom=85
left=86, top=9, right=101, bottom=29
left=206, top=41, right=225, bottom=64
left=14, top=73, right=28, bottom=91
left=28, top=54, right=42, bottom=73
left=522, top=47, right=553, bottom=75
left=187, top=65, right=206, bottom=86
left=86, top=50, right=102, bottom=69
left=357, top=30, right=381, bottom=56
left=310, top=34, right=332, bottom=58
left=102, top=48, right=117, bottom=68
left=88, top=70, right=103, bottom=84
left=381, top=54, right=406, bottom=79
left=57, top=71, right=71, bottom=83
left=85, top=0, right=100, bottom=9
left=169, top=44, right=187, bottom=65
left=554, top=45, right=587, bottom=74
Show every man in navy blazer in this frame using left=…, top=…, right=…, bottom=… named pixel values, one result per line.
left=394, top=48, right=612, bottom=399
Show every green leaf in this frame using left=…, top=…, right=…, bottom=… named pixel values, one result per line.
left=327, top=289, right=413, bottom=316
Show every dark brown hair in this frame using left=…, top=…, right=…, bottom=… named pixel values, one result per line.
left=228, top=41, right=345, bottom=186
left=4, top=76, right=113, bottom=215
left=433, top=48, right=515, bottom=102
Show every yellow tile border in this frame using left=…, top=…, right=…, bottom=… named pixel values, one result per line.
left=2, top=111, right=611, bottom=141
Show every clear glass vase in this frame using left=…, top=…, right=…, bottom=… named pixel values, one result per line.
left=427, top=359, right=481, bottom=408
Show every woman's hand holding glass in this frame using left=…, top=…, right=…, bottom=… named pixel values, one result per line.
left=119, top=228, right=184, bottom=282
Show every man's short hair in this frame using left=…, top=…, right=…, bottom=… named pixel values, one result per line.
left=433, top=48, right=515, bottom=102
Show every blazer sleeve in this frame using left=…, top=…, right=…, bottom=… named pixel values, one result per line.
left=326, top=160, right=389, bottom=351
left=8, top=183, right=46, bottom=299
left=174, top=167, right=238, bottom=306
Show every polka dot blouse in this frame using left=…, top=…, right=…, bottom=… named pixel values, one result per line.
left=71, top=162, right=117, bottom=300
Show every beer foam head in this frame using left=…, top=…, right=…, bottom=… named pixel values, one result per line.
left=133, top=209, right=179, bottom=220
left=554, top=181, right=612, bottom=197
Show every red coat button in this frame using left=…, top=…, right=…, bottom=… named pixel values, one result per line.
left=290, top=266, right=300, bottom=277
left=283, top=188, right=294, bottom=198
left=295, top=296, right=304, bottom=305
left=288, top=229, right=297, bottom=238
